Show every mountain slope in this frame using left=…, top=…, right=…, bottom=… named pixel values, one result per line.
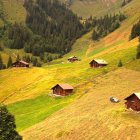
left=0, top=0, right=140, bottom=139
left=63, top=0, right=123, bottom=18
left=22, top=68, right=140, bottom=140
left=2, top=0, right=26, bottom=24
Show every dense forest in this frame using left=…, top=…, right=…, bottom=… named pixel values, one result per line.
left=24, top=0, right=84, bottom=55
left=91, top=13, right=126, bottom=41
left=3, top=0, right=88, bottom=64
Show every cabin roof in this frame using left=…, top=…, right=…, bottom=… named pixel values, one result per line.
left=52, top=84, right=74, bottom=90
left=68, top=56, right=78, bottom=59
left=124, top=93, right=140, bottom=100
left=13, top=60, right=29, bottom=65
left=19, top=60, right=29, bottom=65
left=90, top=59, right=108, bottom=64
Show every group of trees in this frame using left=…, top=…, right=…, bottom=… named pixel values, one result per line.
left=23, top=0, right=84, bottom=55
left=91, top=13, right=126, bottom=41
left=130, top=20, right=140, bottom=40
left=0, top=105, right=22, bottom=140
left=5, top=0, right=89, bottom=64
left=0, top=54, right=14, bottom=70
left=0, top=53, right=43, bottom=71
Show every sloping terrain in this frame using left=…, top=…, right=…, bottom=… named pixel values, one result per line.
left=22, top=68, right=140, bottom=140
left=2, top=0, right=26, bottom=24
left=63, top=0, right=123, bottom=18
left=0, top=0, right=140, bottom=139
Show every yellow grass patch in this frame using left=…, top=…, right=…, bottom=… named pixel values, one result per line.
left=22, top=68, right=140, bottom=140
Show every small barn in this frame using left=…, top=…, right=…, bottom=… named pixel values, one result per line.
left=68, top=56, right=79, bottom=63
left=124, top=93, right=140, bottom=111
left=89, top=59, right=108, bottom=68
left=12, top=60, right=29, bottom=68
left=51, top=84, right=74, bottom=96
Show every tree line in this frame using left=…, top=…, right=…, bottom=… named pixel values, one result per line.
left=24, top=0, right=84, bottom=55
left=91, top=13, right=126, bottom=41
left=3, top=0, right=91, bottom=64
left=0, top=53, right=43, bottom=70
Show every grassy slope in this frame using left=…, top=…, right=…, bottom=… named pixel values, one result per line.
left=0, top=0, right=26, bottom=63
left=2, top=0, right=26, bottom=24
left=67, top=0, right=123, bottom=18
left=0, top=0, right=139, bottom=139
left=22, top=68, right=140, bottom=140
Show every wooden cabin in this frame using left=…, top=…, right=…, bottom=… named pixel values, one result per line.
left=12, top=60, right=29, bottom=68
left=124, top=93, right=140, bottom=111
left=68, top=56, right=79, bottom=63
left=89, top=59, right=108, bottom=68
left=51, top=84, right=74, bottom=96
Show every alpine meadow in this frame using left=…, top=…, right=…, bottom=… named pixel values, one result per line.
left=0, top=0, right=140, bottom=140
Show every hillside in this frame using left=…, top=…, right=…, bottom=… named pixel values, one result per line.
left=62, top=0, right=123, bottom=18
left=0, top=0, right=140, bottom=140
left=1, top=0, right=26, bottom=24
left=22, top=68, right=140, bottom=140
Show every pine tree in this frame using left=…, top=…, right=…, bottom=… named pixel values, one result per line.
left=136, top=43, right=140, bottom=59
left=0, top=44, right=3, bottom=51
left=118, top=60, right=123, bottom=67
left=0, top=54, right=4, bottom=70
left=92, top=30, right=99, bottom=40
left=7, top=56, right=13, bottom=68
left=0, top=105, right=22, bottom=140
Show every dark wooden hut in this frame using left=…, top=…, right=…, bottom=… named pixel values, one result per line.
left=12, top=60, right=29, bottom=68
left=51, top=84, right=74, bottom=96
left=89, top=59, right=108, bottom=68
left=68, top=56, right=79, bottom=63
left=124, top=93, right=140, bottom=111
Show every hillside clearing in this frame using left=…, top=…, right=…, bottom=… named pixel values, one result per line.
left=22, top=68, right=140, bottom=140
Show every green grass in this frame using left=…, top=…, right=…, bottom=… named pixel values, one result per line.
left=8, top=94, right=77, bottom=132
left=2, top=0, right=26, bottom=23
left=125, top=59, right=140, bottom=71
left=0, top=0, right=140, bottom=137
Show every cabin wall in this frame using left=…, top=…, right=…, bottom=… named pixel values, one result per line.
left=125, top=95, right=140, bottom=111
left=13, top=62, right=29, bottom=68
left=53, top=86, right=73, bottom=96
left=90, top=61, right=107, bottom=68
left=68, top=58, right=78, bottom=63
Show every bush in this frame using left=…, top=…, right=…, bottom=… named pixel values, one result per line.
left=118, top=60, right=123, bottom=67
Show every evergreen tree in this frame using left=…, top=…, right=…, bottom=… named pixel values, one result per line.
left=118, top=60, right=123, bottom=67
left=0, top=54, right=4, bottom=70
left=0, top=44, right=3, bottom=51
left=7, top=56, right=13, bottom=68
left=32, top=57, right=38, bottom=66
left=92, top=30, right=99, bottom=40
left=0, top=105, right=22, bottom=140
left=136, top=43, right=140, bottom=59
left=130, top=20, right=140, bottom=39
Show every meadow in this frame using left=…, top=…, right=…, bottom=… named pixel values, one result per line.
left=0, top=0, right=140, bottom=139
